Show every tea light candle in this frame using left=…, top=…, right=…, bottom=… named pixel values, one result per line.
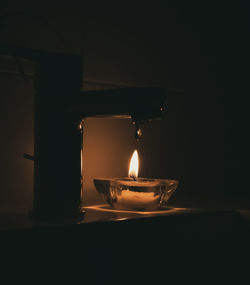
left=116, top=178, right=159, bottom=191
left=116, top=189, right=159, bottom=210
left=93, top=149, right=178, bottom=211
left=114, top=150, right=161, bottom=210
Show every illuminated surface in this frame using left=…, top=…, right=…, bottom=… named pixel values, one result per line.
left=81, top=204, right=191, bottom=223
left=83, top=204, right=186, bottom=215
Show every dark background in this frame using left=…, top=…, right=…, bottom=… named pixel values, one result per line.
left=0, top=1, right=249, bottom=213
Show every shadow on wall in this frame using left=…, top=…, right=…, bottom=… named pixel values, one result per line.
left=0, top=72, right=34, bottom=212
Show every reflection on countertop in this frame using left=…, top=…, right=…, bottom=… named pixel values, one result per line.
left=81, top=204, right=193, bottom=223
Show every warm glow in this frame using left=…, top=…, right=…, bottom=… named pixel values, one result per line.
left=128, top=150, right=139, bottom=178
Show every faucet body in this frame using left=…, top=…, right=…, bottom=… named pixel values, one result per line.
left=0, top=45, right=166, bottom=221
left=34, top=52, right=84, bottom=220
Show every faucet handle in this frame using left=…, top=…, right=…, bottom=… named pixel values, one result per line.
left=23, top=153, right=34, bottom=161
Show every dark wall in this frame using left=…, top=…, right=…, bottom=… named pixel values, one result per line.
left=0, top=2, right=249, bottom=212
left=0, top=72, right=34, bottom=211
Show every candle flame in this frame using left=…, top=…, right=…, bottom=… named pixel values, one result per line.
left=128, top=150, right=139, bottom=178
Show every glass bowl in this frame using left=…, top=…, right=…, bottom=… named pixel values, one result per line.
left=93, top=178, right=179, bottom=211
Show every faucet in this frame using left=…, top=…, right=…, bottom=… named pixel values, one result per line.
left=75, top=86, right=166, bottom=137
left=0, top=44, right=167, bottom=222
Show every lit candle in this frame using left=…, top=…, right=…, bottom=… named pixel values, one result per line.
left=94, top=149, right=178, bottom=211
left=115, top=150, right=162, bottom=210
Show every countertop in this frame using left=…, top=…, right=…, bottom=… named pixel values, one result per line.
left=1, top=203, right=250, bottom=238
left=1, top=202, right=250, bottom=283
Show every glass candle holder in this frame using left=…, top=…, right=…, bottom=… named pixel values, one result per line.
left=93, top=178, right=178, bottom=211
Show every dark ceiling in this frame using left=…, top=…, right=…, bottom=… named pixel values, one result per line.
left=0, top=1, right=249, bottom=91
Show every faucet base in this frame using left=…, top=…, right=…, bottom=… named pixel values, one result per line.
left=30, top=207, right=86, bottom=226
